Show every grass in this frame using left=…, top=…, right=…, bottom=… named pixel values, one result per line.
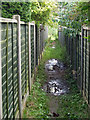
left=23, top=38, right=89, bottom=119
left=57, top=67, right=88, bottom=118
left=23, top=38, right=66, bottom=118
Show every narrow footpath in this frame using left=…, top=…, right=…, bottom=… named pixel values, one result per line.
left=43, top=58, right=69, bottom=117
left=23, top=39, right=89, bottom=119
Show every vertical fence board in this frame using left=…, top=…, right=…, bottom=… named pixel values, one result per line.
left=1, top=23, right=7, bottom=118
left=81, top=27, right=84, bottom=91
left=0, top=18, right=3, bottom=119
left=31, top=25, right=34, bottom=76
left=7, top=23, right=14, bottom=118
left=28, top=22, right=31, bottom=92
left=35, top=25, right=38, bottom=66
left=25, top=24, right=29, bottom=93
left=34, top=23, right=36, bottom=68
left=12, top=23, right=19, bottom=117
left=13, top=15, right=22, bottom=118
left=87, top=29, right=90, bottom=104
left=21, top=24, right=26, bottom=97
left=38, top=28, right=40, bottom=63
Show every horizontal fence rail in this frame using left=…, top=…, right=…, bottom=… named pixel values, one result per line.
left=0, top=15, right=48, bottom=119
left=58, top=25, right=90, bottom=106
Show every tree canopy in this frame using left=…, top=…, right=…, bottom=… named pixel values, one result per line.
left=1, top=1, right=58, bottom=27
left=2, top=2, right=31, bottom=22
left=31, top=2, right=58, bottom=26
left=2, top=1, right=89, bottom=29
left=58, top=2, right=90, bottom=31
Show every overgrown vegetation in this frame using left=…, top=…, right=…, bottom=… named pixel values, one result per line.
left=1, top=1, right=58, bottom=26
left=23, top=81, right=49, bottom=118
left=2, top=2, right=31, bottom=22
left=58, top=2, right=90, bottom=31
left=57, top=66, right=88, bottom=118
left=23, top=30, right=88, bottom=118
left=31, top=2, right=58, bottom=26
left=1, top=1, right=89, bottom=118
left=23, top=32, right=66, bottom=118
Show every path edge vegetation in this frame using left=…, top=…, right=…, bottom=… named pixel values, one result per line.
left=23, top=37, right=89, bottom=118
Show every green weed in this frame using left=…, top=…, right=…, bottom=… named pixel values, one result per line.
left=57, top=65, right=88, bottom=118
left=23, top=39, right=66, bottom=118
left=23, top=38, right=89, bottom=119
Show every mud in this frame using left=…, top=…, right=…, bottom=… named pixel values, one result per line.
left=42, top=59, right=69, bottom=96
left=42, top=59, right=69, bottom=117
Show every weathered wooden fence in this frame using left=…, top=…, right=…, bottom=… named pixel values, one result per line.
left=0, top=15, right=48, bottom=119
left=58, top=25, right=90, bottom=106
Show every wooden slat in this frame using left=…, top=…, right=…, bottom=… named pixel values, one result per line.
left=0, top=19, right=3, bottom=119
left=28, top=22, right=31, bottom=92
left=33, top=23, right=36, bottom=80
left=13, top=15, right=22, bottom=118
left=20, top=21, right=25, bottom=24
left=0, top=17, right=17, bottom=23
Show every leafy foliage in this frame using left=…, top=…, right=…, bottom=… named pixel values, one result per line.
left=57, top=65, right=88, bottom=118
left=1, top=1, right=58, bottom=26
left=58, top=2, right=90, bottom=31
left=31, top=2, right=58, bottom=26
left=2, top=2, right=31, bottom=22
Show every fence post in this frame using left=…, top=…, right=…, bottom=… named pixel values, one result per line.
left=74, top=36, right=77, bottom=72
left=38, top=27, right=40, bottom=64
left=81, top=27, right=84, bottom=91
left=13, top=15, right=22, bottom=118
left=87, top=29, right=90, bottom=104
left=33, top=22, right=36, bottom=68
left=33, top=22, right=37, bottom=80
left=0, top=16, right=3, bottom=120
left=28, top=22, right=31, bottom=92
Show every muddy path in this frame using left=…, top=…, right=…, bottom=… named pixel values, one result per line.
left=42, top=59, right=70, bottom=117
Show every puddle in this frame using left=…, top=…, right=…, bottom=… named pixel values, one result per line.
left=45, top=59, right=65, bottom=71
left=43, top=79, right=69, bottom=96
left=43, top=59, right=69, bottom=96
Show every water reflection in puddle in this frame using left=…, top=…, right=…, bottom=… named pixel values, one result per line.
left=43, top=79, right=69, bottom=96
left=45, top=59, right=65, bottom=71
left=43, top=59, right=69, bottom=96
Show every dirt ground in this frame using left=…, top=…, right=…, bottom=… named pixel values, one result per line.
left=42, top=59, right=70, bottom=117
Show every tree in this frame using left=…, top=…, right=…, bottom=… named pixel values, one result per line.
left=1, top=1, right=58, bottom=27
left=58, top=2, right=89, bottom=31
left=31, top=2, right=58, bottom=26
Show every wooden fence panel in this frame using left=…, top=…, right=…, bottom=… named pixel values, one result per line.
left=1, top=23, right=8, bottom=118
left=35, top=25, right=39, bottom=66
left=0, top=17, right=3, bottom=120
left=31, top=25, right=34, bottom=76
left=87, top=29, right=90, bottom=104
left=7, top=23, right=14, bottom=118
left=21, top=24, right=27, bottom=98
left=1, top=22, right=19, bottom=118
left=25, top=25, right=29, bottom=93
left=0, top=16, right=47, bottom=118
left=58, top=25, right=90, bottom=106
left=12, top=23, right=19, bottom=117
